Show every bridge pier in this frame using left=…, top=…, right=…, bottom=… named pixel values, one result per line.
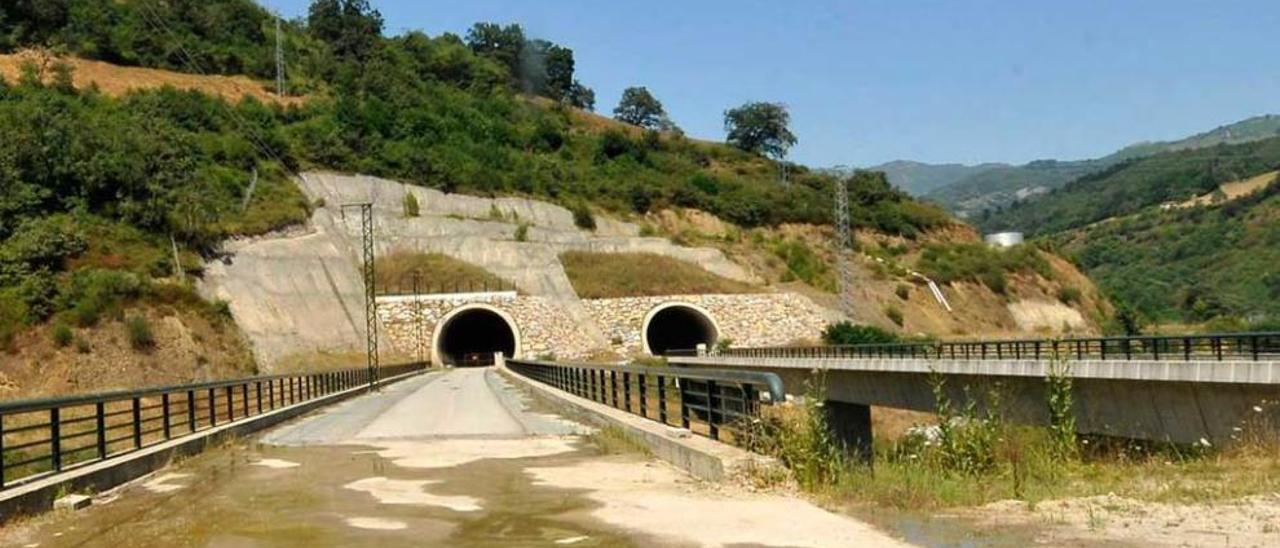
left=825, top=400, right=872, bottom=464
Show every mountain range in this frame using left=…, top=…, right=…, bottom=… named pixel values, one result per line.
left=870, top=115, right=1280, bottom=221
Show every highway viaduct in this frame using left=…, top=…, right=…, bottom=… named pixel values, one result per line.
left=670, top=333, right=1280, bottom=456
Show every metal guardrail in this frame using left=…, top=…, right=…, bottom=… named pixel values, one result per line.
left=377, top=277, right=517, bottom=297
left=0, top=362, right=426, bottom=491
left=506, top=359, right=783, bottom=443
left=672, top=332, right=1280, bottom=362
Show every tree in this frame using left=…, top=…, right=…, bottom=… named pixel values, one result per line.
left=465, top=22, right=525, bottom=77
left=542, top=42, right=575, bottom=99
left=566, top=80, right=595, bottom=111
left=308, top=0, right=384, bottom=60
left=613, top=86, right=669, bottom=130
left=724, top=101, right=797, bottom=159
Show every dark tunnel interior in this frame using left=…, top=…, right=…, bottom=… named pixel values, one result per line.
left=437, top=309, right=517, bottom=366
left=644, top=306, right=718, bottom=355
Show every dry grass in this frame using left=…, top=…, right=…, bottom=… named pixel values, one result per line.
left=559, top=251, right=762, bottom=299
left=374, top=251, right=513, bottom=294
left=0, top=50, right=303, bottom=106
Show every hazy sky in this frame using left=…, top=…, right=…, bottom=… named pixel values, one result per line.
left=263, top=0, right=1280, bottom=168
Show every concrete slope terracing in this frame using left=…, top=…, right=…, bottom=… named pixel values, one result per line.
left=202, top=172, right=809, bottom=368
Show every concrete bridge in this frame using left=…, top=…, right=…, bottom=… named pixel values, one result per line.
left=1, top=366, right=904, bottom=546
left=670, top=333, right=1280, bottom=451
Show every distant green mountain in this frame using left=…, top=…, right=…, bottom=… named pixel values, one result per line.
left=918, top=115, right=1280, bottom=219
left=1054, top=173, right=1280, bottom=325
left=868, top=160, right=1007, bottom=196
left=983, top=136, right=1280, bottom=236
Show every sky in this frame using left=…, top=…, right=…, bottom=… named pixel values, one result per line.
left=263, top=0, right=1280, bottom=168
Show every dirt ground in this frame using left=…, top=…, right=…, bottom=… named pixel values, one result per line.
left=0, top=305, right=257, bottom=401
left=0, top=50, right=303, bottom=106
left=962, top=493, right=1280, bottom=547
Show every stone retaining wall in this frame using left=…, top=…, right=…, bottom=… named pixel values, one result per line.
left=376, top=293, right=598, bottom=362
left=582, top=293, right=835, bottom=356
left=378, top=292, right=837, bottom=363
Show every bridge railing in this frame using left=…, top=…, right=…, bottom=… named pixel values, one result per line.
left=505, top=359, right=784, bottom=444
left=0, top=362, right=426, bottom=491
left=674, top=332, right=1280, bottom=362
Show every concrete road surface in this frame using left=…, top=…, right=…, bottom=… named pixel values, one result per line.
left=4, top=368, right=913, bottom=547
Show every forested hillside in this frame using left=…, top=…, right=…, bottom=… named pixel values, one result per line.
left=0, top=0, right=954, bottom=349
left=1053, top=174, right=1280, bottom=326
left=984, top=137, right=1280, bottom=236
left=920, top=115, right=1280, bottom=221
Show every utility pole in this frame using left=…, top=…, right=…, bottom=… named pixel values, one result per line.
left=341, top=203, right=378, bottom=390
left=412, top=270, right=425, bottom=365
left=833, top=178, right=857, bottom=318
left=275, top=17, right=286, bottom=98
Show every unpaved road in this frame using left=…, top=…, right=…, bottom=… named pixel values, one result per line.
left=4, top=368, right=910, bottom=547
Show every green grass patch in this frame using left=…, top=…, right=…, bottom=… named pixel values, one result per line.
left=589, top=425, right=653, bottom=456
left=374, top=251, right=512, bottom=294
left=917, top=243, right=1051, bottom=294
left=560, top=251, right=762, bottom=299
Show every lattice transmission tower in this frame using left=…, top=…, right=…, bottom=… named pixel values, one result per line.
left=274, top=18, right=286, bottom=98
left=833, top=178, right=857, bottom=318
left=342, top=203, right=379, bottom=389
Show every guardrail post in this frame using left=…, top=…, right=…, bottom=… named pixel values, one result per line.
left=256, top=381, right=263, bottom=414
left=0, top=415, right=5, bottom=488
left=188, top=390, right=197, bottom=432
left=638, top=374, right=648, bottom=419
left=1253, top=335, right=1261, bottom=361
left=208, top=388, right=216, bottom=427
left=96, top=402, right=106, bottom=458
left=657, top=375, right=667, bottom=424
left=610, top=371, right=618, bottom=408
left=680, top=381, right=691, bottom=430
left=706, top=380, right=719, bottom=440
left=132, top=397, right=142, bottom=449
left=242, top=384, right=250, bottom=417
left=225, top=386, right=234, bottom=422
left=162, top=393, right=171, bottom=440
left=623, top=373, right=632, bottom=413
left=50, top=407, right=61, bottom=472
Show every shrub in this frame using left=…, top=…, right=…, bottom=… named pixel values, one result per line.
left=52, top=324, right=73, bottom=348
left=74, top=337, right=91, bottom=354
left=126, top=315, right=155, bottom=351
left=1057, top=286, right=1082, bottom=305
left=885, top=305, right=905, bottom=327
left=514, top=223, right=530, bottom=242
left=822, top=321, right=901, bottom=345
left=61, top=270, right=145, bottom=327
left=571, top=202, right=596, bottom=230
left=402, top=192, right=420, bottom=218
left=895, top=284, right=911, bottom=300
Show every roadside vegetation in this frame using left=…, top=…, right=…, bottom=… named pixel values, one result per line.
left=560, top=252, right=761, bottom=299
left=745, top=357, right=1280, bottom=511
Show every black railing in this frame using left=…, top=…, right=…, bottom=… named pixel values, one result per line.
left=0, top=362, right=425, bottom=491
left=675, top=332, right=1280, bottom=362
left=377, top=278, right=517, bottom=297
left=506, top=359, right=783, bottom=443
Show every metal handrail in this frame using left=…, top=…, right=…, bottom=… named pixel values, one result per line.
left=671, top=332, right=1280, bottom=362
left=506, top=359, right=784, bottom=443
left=0, top=362, right=427, bottom=491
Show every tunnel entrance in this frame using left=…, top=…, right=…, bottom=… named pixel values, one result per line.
left=434, top=307, right=518, bottom=367
left=643, top=304, right=719, bottom=356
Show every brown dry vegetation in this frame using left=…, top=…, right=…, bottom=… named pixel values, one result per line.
left=640, top=207, right=1104, bottom=339
left=0, top=304, right=256, bottom=401
left=560, top=251, right=763, bottom=299
left=0, top=50, right=303, bottom=106
left=374, top=250, right=513, bottom=294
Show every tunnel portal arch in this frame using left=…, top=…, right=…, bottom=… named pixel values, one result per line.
left=641, top=302, right=720, bottom=356
left=431, top=304, right=522, bottom=366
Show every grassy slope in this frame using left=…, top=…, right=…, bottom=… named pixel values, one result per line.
left=560, top=251, right=762, bottom=299
left=374, top=251, right=512, bottom=294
